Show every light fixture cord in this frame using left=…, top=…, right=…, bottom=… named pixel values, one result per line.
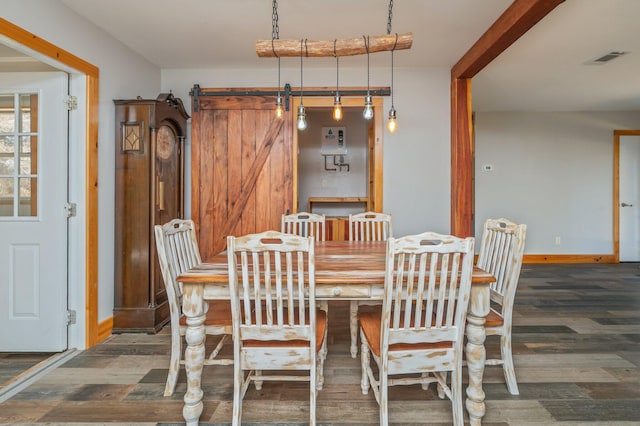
left=391, top=33, right=397, bottom=109
left=387, top=0, right=394, bottom=35
left=300, top=38, right=305, bottom=103
left=363, top=35, right=370, bottom=94
left=334, top=39, right=339, bottom=96
left=272, top=0, right=281, bottom=97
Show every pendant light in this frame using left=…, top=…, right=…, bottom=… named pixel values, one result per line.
left=297, top=39, right=307, bottom=131
left=387, top=33, right=398, bottom=133
left=333, top=40, right=343, bottom=121
left=363, top=35, right=374, bottom=120
left=274, top=56, right=284, bottom=119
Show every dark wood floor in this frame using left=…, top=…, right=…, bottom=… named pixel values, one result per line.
left=1, top=263, right=639, bottom=425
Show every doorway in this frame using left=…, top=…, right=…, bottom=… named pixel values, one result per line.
left=292, top=96, right=384, bottom=240
left=614, top=130, right=640, bottom=262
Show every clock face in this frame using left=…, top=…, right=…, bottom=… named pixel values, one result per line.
left=157, top=125, right=176, bottom=160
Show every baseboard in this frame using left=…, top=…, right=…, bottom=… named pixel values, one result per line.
left=523, top=254, right=616, bottom=264
left=97, top=316, right=113, bottom=343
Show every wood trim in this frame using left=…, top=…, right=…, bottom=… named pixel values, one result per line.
left=0, top=18, right=101, bottom=347
left=449, top=0, right=565, bottom=237
left=523, top=254, right=616, bottom=264
left=97, top=316, right=114, bottom=343
left=613, top=129, right=640, bottom=263
left=290, top=95, right=384, bottom=215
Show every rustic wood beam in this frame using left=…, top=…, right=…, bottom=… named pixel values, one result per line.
left=256, top=33, right=412, bottom=58
left=450, top=0, right=565, bottom=238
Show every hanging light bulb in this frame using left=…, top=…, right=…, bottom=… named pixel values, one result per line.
left=297, top=104, right=307, bottom=130
left=387, top=106, right=397, bottom=133
left=333, top=94, right=342, bottom=121
left=297, top=38, right=307, bottom=130
left=333, top=41, right=342, bottom=121
left=275, top=93, right=284, bottom=119
left=363, top=36, right=374, bottom=120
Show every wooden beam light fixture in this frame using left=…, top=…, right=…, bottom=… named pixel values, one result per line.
left=261, top=0, right=411, bottom=130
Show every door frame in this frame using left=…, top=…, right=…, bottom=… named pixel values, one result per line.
left=613, top=129, right=640, bottom=262
left=0, top=18, right=100, bottom=348
left=291, top=95, right=384, bottom=215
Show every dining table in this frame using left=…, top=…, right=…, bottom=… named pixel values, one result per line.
left=177, top=239, right=495, bottom=426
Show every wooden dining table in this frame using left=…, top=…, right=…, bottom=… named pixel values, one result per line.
left=177, top=240, right=495, bottom=426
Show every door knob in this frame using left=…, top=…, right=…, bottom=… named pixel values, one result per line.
left=621, top=202, right=633, bottom=207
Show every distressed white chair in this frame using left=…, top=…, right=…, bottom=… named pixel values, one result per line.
left=226, top=230, right=327, bottom=426
left=347, top=211, right=393, bottom=358
left=282, top=211, right=326, bottom=241
left=359, top=232, right=475, bottom=426
left=154, top=218, right=233, bottom=396
left=476, top=217, right=527, bottom=395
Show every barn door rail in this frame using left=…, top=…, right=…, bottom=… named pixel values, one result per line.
left=190, top=84, right=389, bottom=112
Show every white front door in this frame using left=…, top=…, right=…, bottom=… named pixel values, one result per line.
left=619, top=135, right=640, bottom=262
left=0, top=72, right=69, bottom=351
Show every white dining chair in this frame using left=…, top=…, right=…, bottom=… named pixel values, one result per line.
left=359, top=231, right=475, bottom=426
left=226, top=230, right=327, bottom=426
left=282, top=211, right=326, bottom=241
left=347, top=211, right=392, bottom=358
left=154, top=218, right=233, bottom=396
left=476, top=217, right=527, bottom=395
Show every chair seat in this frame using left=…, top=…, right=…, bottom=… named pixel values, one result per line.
left=243, top=309, right=327, bottom=352
left=179, top=300, right=233, bottom=327
left=485, top=308, right=504, bottom=327
left=359, top=311, right=452, bottom=357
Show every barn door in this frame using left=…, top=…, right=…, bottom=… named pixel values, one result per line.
left=191, top=94, right=292, bottom=258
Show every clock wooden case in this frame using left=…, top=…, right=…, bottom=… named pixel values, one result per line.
left=113, top=93, right=189, bottom=333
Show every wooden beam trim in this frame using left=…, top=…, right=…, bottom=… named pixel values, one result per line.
left=452, top=0, right=566, bottom=78
left=256, top=33, right=412, bottom=58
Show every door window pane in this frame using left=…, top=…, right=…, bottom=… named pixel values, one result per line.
left=0, top=92, right=38, bottom=218
left=0, top=177, right=14, bottom=217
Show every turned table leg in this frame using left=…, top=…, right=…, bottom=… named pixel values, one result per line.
left=182, top=283, right=206, bottom=426
left=465, top=283, right=489, bottom=426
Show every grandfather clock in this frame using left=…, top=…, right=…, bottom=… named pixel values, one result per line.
left=113, top=93, right=189, bottom=333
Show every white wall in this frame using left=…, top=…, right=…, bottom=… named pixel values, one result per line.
left=162, top=66, right=453, bottom=237
left=475, top=111, right=640, bottom=254
left=3, top=0, right=162, bottom=348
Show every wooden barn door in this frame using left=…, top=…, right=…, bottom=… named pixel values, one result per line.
left=191, top=94, right=292, bottom=259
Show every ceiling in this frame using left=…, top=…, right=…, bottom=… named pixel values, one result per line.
left=3, top=0, right=639, bottom=112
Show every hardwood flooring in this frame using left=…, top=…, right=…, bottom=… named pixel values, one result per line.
left=0, top=263, right=639, bottom=425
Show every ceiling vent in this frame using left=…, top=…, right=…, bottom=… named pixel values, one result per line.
left=587, top=51, right=629, bottom=65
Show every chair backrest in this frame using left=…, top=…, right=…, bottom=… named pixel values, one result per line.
left=227, top=230, right=316, bottom=347
left=154, top=219, right=202, bottom=317
left=476, top=218, right=527, bottom=317
left=382, top=232, right=475, bottom=352
left=281, top=212, right=326, bottom=241
left=348, top=211, right=392, bottom=241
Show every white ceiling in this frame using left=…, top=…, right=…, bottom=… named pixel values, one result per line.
left=4, top=0, right=640, bottom=112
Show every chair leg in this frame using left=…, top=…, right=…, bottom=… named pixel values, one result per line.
left=232, top=364, right=243, bottom=426
left=379, top=372, right=389, bottom=426
left=164, top=329, right=182, bottom=397
left=310, top=359, right=317, bottom=426
left=501, top=334, right=520, bottom=395
left=451, top=368, right=464, bottom=426
left=350, top=301, right=359, bottom=358
left=360, top=331, right=370, bottom=394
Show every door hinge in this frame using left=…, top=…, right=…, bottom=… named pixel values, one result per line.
left=64, top=202, right=77, bottom=218
left=66, top=309, right=77, bottom=325
left=65, top=95, right=78, bottom=111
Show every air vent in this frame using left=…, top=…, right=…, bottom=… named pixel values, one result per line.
left=587, top=51, right=629, bottom=65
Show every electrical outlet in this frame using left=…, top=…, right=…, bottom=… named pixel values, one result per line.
left=555, top=236, right=561, bottom=246
left=482, top=164, right=494, bottom=172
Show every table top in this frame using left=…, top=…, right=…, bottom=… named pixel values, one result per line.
left=178, top=240, right=494, bottom=286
